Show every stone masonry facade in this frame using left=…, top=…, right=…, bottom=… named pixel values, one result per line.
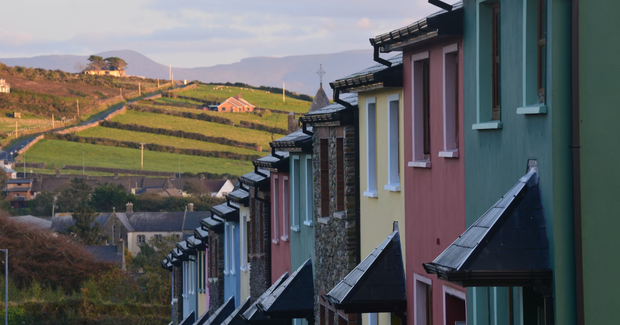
left=249, top=187, right=271, bottom=300
left=208, top=230, right=225, bottom=314
left=313, top=125, right=358, bottom=325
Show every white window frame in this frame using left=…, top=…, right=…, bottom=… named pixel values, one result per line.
left=409, top=51, right=432, bottom=168
left=272, top=175, right=279, bottom=244
left=281, top=176, right=290, bottom=241
left=440, top=43, right=460, bottom=158
left=241, top=213, right=248, bottom=272
left=385, top=93, right=401, bottom=191
left=364, top=97, right=378, bottom=197
left=442, top=285, right=467, bottom=325
left=304, top=156, right=314, bottom=227
left=413, top=273, right=432, bottom=325
left=291, top=157, right=301, bottom=232
left=224, top=222, right=229, bottom=275
left=230, top=224, right=236, bottom=275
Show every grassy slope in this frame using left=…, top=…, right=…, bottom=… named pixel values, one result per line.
left=181, top=85, right=311, bottom=113
left=154, top=96, right=204, bottom=106
left=27, top=139, right=254, bottom=176
left=78, top=126, right=261, bottom=155
left=112, top=110, right=282, bottom=150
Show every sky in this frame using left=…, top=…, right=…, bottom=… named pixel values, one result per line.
left=0, top=0, right=439, bottom=68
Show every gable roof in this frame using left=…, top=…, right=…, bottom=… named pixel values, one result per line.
left=243, top=272, right=290, bottom=324
left=423, top=170, right=552, bottom=287
left=9, top=215, right=52, bottom=229
left=126, top=212, right=185, bottom=232
left=111, top=212, right=134, bottom=232
left=299, top=94, right=357, bottom=126
left=184, top=211, right=211, bottom=231
left=258, top=258, right=314, bottom=320
left=269, top=129, right=313, bottom=152
left=201, top=216, right=225, bottom=233
left=239, top=170, right=270, bottom=188
left=211, top=203, right=239, bottom=222
left=253, top=152, right=290, bottom=172
left=324, top=222, right=406, bottom=314
left=330, top=54, right=403, bottom=93
left=198, top=296, right=236, bottom=325
left=220, top=297, right=253, bottom=325
left=309, top=84, right=331, bottom=113
left=226, top=188, right=250, bottom=205
left=204, top=179, right=229, bottom=193
left=51, top=213, right=111, bottom=233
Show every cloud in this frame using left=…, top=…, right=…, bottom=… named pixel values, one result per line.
left=356, top=18, right=371, bottom=29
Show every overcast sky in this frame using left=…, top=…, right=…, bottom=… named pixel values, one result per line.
left=1, top=0, right=439, bottom=68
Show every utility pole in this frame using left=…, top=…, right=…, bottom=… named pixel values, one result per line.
left=178, top=157, right=180, bottom=178
left=52, top=114, right=54, bottom=128
left=82, top=151, right=85, bottom=174
left=157, top=79, right=160, bottom=88
left=76, top=100, right=79, bottom=117
left=15, top=121, right=17, bottom=139
left=283, top=82, right=285, bottom=103
left=139, top=82, right=141, bottom=96
left=1, top=249, right=7, bottom=325
left=140, top=143, right=144, bottom=170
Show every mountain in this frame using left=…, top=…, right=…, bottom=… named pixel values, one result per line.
left=0, top=49, right=376, bottom=96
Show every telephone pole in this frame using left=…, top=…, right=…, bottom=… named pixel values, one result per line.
left=76, top=100, right=79, bottom=117
left=82, top=151, right=85, bottom=174
left=140, top=143, right=144, bottom=170
left=52, top=114, right=54, bottom=128
left=283, top=82, right=285, bottom=103
left=15, top=121, right=17, bottom=139
left=139, top=82, right=141, bottom=96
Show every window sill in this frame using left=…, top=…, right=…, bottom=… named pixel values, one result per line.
left=223, top=270, right=229, bottom=275
left=517, top=103, right=547, bottom=115
left=438, top=150, right=459, bottom=158
left=272, top=238, right=279, bottom=245
left=384, top=184, right=401, bottom=192
left=472, top=121, right=503, bottom=130
left=230, top=270, right=235, bottom=275
left=363, top=190, right=379, bottom=198
left=317, top=217, right=330, bottom=225
left=240, top=266, right=247, bottom=272
left=290, top=226, right=300, bottom=232
left=304, top=220, right=314, bottom=227
left=408, top=160, right=432, bottom=168
left=333, top=211, right=345, bottom=219
left=280, top=235, right=289, bottom=242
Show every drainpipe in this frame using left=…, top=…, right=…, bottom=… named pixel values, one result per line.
left=301, top=121, right=313, bottom=136
left=333, top=89, right=354, bottom=110
left=353, top=98, right=361, bottom=267
left=372, top=45, right=392, bottom=67
left=571, top=0, right=585, bottom=324
left=271, top=147, right=283, bottom=160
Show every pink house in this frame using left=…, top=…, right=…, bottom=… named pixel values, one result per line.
left=371, top=4, right=467, bottom=325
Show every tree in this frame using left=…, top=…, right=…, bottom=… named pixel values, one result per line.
left=64, top=203, right=107, bottom=245
left=91, top=182, right=134, bottom=212
left=56, top=178, right=92, bottom=212
left=104, top=57, right=128, bottom=71
left=183, top=180, right=207, bottom=197
left=0, top=169, right=7, bottom=199
left=31, top=190, right=55, bottom=216
left=86, top=55, right=105, bottom=70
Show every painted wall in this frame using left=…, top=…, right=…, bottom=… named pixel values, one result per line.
left=402, top=36, right=466, bottom=325
left=223, top=221, right=241, bottom=307
left=462, top=0, right=574, bottom=324
left=289, top=153, right=316, bottom=272
left=578, top=1, right=620, bottom=323
left=127, top=231, right=182, bottom=256
left=357, top=89, right=406, bottom=325
left=238, top=204, right=251, bottom=301
left=198, top=249, right=209, bottom=316
left=270, top=171, right=292, bottom=282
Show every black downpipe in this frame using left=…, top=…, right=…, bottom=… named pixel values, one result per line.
left=271, top=147, right=283, bottom=160
left=255, top=165, right=268, bottom=178
left=428, top=0, right=453, bottom=12
left=333, top=89, right=354, bottom=109
left=301, top=121, right=313, bottom=136
left=373, top=45, right=392, bottom=67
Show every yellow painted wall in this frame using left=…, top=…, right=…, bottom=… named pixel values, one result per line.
left=358, top=88, right=406, bottom=325
left=239, top=205, right=251, bottom=301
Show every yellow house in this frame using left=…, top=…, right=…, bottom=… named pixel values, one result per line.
left=226, top=187, right=251, bottom=303
left=330, top=54, right=406, bottom=325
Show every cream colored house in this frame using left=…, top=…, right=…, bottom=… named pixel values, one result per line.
left=0, top=79, right=10, bottom=93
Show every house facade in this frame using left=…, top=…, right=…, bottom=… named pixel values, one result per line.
left=226, top=185, right=252, bottom=303
left=0, top=79, right=10, bottom=93
left=215, top=94, right=255, bottom=112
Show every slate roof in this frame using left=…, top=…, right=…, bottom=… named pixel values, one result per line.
left=330, top=54, right=403, bottom=93
left=239, top=170, right=270, bottom=188
left=126, top=212, right=185, bottom=232
left=324, top=222, right=406, bottom=314
left=180, top=311, right=196, bottom=325
left=204, top=179, right=229, bottom=193
left=370, top=2, right=463, bottom=52
left=9, top=215, right=52, bottom=229
left=269, top=129, right=312, bottom=151
left=211, top=203, right=238, bottom=222
left=423, top=170, right=552, bottom=287
left=111, top=213, right=134, bottom=232
left=226, top=188, right=250, bottom=205
left=51, top=213, right=111, bottom=233
left=85, top=246, right=123, bottom=266
left=194, top=227, right=209, bottom=241
left=242, top=272, right=290, bottom=324
left=258, top=258, right=314, bottom=320
left=253, top=152, right=290, bottom=171
left=197, top=296, right=236, bottom=325
left=220, top=297, right=253, bottom=325
left=201, top=216, right=225, bottom=233
left=8, top=187, right=31, bottom=192
left=299, top=94, right=357, bottom=125
left=161, top=258, right=173, bottom=271
left=186, top=236, right=205, bottom=250
left=185, top=211, right=211, bottom=231
left=309, top=84, right=331, bottom=113
left=7, top=179, right=33, bottom=184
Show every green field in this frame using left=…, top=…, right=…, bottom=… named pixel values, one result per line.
left=112, top=110, right=282, bottom=150
left=154, top=96, right=204, bottom=106
left=27, top=139, right=254, bottom=176
left=78, top=126, right=261, bottom=155
left=181, top=85, right=311, bottom=113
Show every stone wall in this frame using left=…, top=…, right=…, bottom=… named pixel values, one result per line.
left=173, top=266, right=183, bottom=325
left=100, top=213, right=130, bottom=245
left=208, top=230, right=225, bottom=314
left=248, top=187, right=271, bottom=300
left=312, top=125, right=358, bottom=325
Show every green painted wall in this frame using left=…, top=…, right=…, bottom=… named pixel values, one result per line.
left=578, top=1, right=620, bottom=323
left=289, top=152, right=316, bottom=272
left=463, top=0, right=574, bottom=323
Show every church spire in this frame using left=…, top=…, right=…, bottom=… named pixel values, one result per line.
left=316, top=64, right=326, bottom=88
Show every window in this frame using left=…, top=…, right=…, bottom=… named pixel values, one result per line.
left=414, top=275, right=432, bottom=325
left=282, top=176, right=289, bottom=241
left=230, top=225, right=236, bottom=274
left=112, top=225, right=116, bottom=242
left=410, top=52, right=432, bottom=168
left=224, top=222, right=229, bottom=275
left=272, top=175, right=280, bottom=243
left=241, top=214, right=247, bottom=271
left=386, top=94, right=401, bottom=191
left=137, top=235, right=145, bottom=245
left=473, top=0, right=503, bottom=129
left=336, top=138, right=345, bottom=211
left=443, top=286, right=466, bottom=325
left=304, top=156, right=314, bottom=226
left=320, top=139, right=330, bottom=217
left=154, top=234, right=163, bottom=242
left=364, top=97, right=378, bottom=197
left=291, top=158, right=300, bottom=231
left=440, top=44, right=460, bottom=158
left=518, top=0, right=547, bottom=114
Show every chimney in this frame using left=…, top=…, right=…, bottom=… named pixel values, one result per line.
left=126, top=202, right=133, bottom=213
left=188, top=203, right=194, bottom=212
left=235, top=93, right=241, bottom=100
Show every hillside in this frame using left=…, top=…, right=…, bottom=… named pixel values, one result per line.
left=0, top=49, right=375, bottom=96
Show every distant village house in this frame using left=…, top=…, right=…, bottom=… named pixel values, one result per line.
left=0, top=79, right=10, bottom=93
left=209, top=93, right=255, bottom=112
left=84, top=69, right=126, bottom=77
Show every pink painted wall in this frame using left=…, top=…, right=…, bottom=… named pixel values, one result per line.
left=270, top=172, right=291, bottom=283
left=402, top=38, right=467, bottom=325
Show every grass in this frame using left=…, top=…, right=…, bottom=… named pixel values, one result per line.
left=27, top=139, right=254, bottom=176
left=78, top=126, right=261, bottom=155
left=138, top=103, right=286, bottom=129
left=181, top=84, right=311, bottom=113
left=154, top=96, right=204, bottom=106
left=112, top=110, right=282, bottom=150
left=0, top=116, right=50, bottom=133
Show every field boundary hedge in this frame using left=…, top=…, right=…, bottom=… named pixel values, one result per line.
left=100, top=120, right=262, bottom=151
left=127, top=104, right=235, bottom=125
left=48, top=133, right=262, bottom=161
left=238, top=120, right=287, bottom=135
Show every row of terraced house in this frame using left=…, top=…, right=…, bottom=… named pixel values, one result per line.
left=160, top=1, right=620, bottom=325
